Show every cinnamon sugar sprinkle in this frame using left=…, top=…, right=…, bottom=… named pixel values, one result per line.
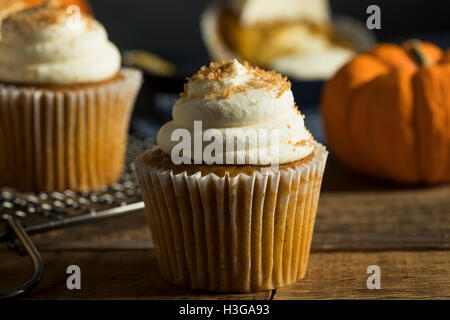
left=295, top=140, right=309, bottom=147
left=4, top=0, right=90, bottom=31
left=180, top=60, right=291, bottom=100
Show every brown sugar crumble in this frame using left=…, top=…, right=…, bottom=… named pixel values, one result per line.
left=179, top=60, right=292, bottom=101
left=292, top=103, right=305, bottom=116
left=188, top=60, right=238, bottom=82
left=295, top=140, right=308, bottom=147
left=4, top=0, right=84, bottom=33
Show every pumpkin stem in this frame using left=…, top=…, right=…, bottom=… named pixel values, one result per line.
left=404, top=40, right=430, bottom=67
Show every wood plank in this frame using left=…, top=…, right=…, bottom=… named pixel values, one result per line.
left=30, top=185, right=450, bottom=252
left=23, top=157, right=449, bottom=252
left=31, top=211, right=153, bottom=250
left=1, top=157, right=448, bottom=299
left=0, top=248, right=271, bottom=300
left=313, top=185, right=450, bottom=251
left=313, top=157, right=450, bottom=251
left=2, top=248, right=447, bottom=299
left=274, top=251, right=450, bottom=300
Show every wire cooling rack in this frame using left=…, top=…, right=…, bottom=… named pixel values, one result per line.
left=0, top=136, right=153, bottom=299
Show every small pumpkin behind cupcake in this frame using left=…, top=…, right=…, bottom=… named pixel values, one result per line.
left=321, top=40, right=450, bottom=184
left=0, top=1, right=142, bottom=192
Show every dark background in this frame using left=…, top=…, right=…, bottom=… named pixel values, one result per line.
left=90, top=0, right=450, bottom=65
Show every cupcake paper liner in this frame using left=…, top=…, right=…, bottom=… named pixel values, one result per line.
left=136, top=143, right=328, bottom=292
left=0, top=68, right=142, bottom=192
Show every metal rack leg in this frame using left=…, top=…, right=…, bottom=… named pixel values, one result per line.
left=0, top=216, right=44, bottom=299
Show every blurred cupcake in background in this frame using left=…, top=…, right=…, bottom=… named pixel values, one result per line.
left=0, top=0, right=26, bottom=24
left=201, top=0, right=371, bottom=80
left=0, top=0, right=90, bottom=22
left=21, top=0, right=91, bottom=13
left=0, top=0, right=142, bottom=192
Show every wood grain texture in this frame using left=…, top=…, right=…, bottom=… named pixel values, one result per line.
left=0, top=248, right=271, bottom=300
left=313, top=186, right=450, bottom=251
left=313, top=156, right=450, bottom=251
left=0, top=156, right=448, bottom=299
left=22, top=157, right=449, bottom=252
left=274, top=251, right=450, bottom=300
left=1, top=249, right=448, bottom=300
left=31, top=212, right=154, bottom=250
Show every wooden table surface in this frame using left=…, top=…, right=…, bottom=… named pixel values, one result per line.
left=1, top=156, right=449, bottom=300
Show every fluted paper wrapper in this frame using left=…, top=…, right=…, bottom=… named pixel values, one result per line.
left=0, top=68, right=142, bottom=192
left=136, top=143, right=328, bottom=292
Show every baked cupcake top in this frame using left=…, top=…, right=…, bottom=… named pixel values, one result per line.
left=157, top=59, right=314, bottom=165
left=0, top=0, right=120, bottom=85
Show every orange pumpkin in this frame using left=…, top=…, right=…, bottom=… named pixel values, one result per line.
left=321, top=40, right=450, bottom=184
left=23, top=0, right=91, bottom=14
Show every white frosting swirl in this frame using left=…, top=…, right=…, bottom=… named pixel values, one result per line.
left=228, top=0, right=331, bottom=26
left=0, top=2, right=121, bottom=84
left=157, top=59, right=314, bottom=165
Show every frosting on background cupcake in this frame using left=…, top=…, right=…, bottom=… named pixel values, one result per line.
left=0, top=1, right=120, bottom=84
left=227, top=0, right=331, bottom=26
left=157, top=59, right=314, bottom=165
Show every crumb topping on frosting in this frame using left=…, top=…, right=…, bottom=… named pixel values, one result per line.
left=4, top=0, right=81, bottom=31
left=0, top=0, right=120, bottom=85
left=158, top=59, right=315, bottom=165
left=180, top=60, right=291, bottom=100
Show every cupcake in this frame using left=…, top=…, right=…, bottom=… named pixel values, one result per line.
left=0, top=0, right=26, bottom=22
left=201, top=0, right=360, bottom=80
left=0, top=1, right=142, bottom=192
left=135, top=60, right=328, bottom=292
